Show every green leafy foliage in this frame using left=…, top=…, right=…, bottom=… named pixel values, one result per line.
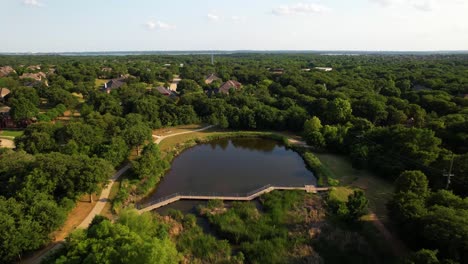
left=389, top=171, right=468, bottom=263
left=45, top=210, right=179, bottom=264
left=1, top=53, right=467, bottom=263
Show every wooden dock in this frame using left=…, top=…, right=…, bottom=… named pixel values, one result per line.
left=138, top=185, right=329, bottom=213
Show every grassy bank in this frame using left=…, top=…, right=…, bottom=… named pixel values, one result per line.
left=116, top=126, right=393, bottom=224
left=314, top=153, right=393, bottom=222
left=112, top=129, right=294, bottom=213
left=0, top=129, right=24, bottom=138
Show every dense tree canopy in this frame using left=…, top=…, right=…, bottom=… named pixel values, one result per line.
left=45, top=210, right=179, bottom=264
left=1, top=53, right=467, bottom=262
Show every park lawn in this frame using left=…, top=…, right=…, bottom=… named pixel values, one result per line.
left=158, top=129, right=283, bottom=153
left=152, top=124, right=207, bottom=137
left=328, top=186, right=355, bottom=202
left=157, top=127, right=223, bottom=152
left=314, top=153, right=394, bottom=222
left=71, top=92, right=85, bottom=103
left=0, top=129, right=24, bottom=138
left=95, top=78, right=108, bottom=88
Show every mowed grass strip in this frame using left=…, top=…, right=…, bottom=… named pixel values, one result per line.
left=0, top=129, right=24, bottom=138
left=314, top=153, right=393, bottom=221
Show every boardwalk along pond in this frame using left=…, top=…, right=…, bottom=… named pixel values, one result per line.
left=144, top=137, right=317, bottom=209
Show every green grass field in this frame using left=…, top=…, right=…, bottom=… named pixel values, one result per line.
left=0, top=129, right=24, bottom=138
left=95, top=79, right=109, bottom=88
left=314, top=153, right=394, bottom=221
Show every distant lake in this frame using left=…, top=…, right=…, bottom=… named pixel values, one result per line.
left=146, top=137, right=316, bottom=206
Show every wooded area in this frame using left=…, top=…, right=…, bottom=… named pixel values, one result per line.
left=0, top=53, right=467, bottom=263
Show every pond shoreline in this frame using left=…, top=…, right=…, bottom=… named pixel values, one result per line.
left=135, top=133, right=318, bottom=209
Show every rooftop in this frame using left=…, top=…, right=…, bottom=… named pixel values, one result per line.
left=205, top=73, right=221, bottom=84
left=218, top=80, right=242, bottom=94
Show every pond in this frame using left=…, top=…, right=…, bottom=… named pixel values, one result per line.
left=146, top=137, right=316, bottom=210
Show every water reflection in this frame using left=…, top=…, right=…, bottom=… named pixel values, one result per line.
left=147, top=137, right=316, bottom=202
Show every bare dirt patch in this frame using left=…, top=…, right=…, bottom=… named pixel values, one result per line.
left=52, top=194, right=99, bottom=241
left=0, top=138, right=15, bottom=148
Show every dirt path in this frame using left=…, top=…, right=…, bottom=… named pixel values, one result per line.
left=22, top=125, right=214, bottom=264
left=152, top=125, right=214, bottom=144
left=368, top=212, right=407, bottom=257
left=77, top=164, right=131, bottom=228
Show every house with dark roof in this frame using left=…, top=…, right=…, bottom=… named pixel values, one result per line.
left=218, top=80, right=242, bottom=94
left=155, top=86, right=172, bottom=96
left=102, top=78, right=126, bottom=94
left=205, top=74, right=221, bottom=84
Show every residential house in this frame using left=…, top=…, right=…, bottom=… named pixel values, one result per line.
left=155, top=86, right=176, bottom=98
left=27, top=65, right=41, bottom=71
left=101, top=67, right=113, bottom=72
left=218, top=80, right=242, bottom=94
left=270, top=68, right=285, bottom=75
left=155, top=86, right=171, bottom=96
left=102, top=77, right=126, bottom=94
left=205, top=73, right=221, bottom=84
left=0, top=66, right=16, bottom=77
left=0, top=88, right=10, bottom=102
left=20, top=72, right=46, bottom=81
left=314, top=67, right=333, bottom=72
left=48, top=68, right=56, bottom=75
left=169, top=76, right=181, bottom=91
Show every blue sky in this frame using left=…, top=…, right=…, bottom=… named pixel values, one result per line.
left=1, top=0, right=467, bottom=52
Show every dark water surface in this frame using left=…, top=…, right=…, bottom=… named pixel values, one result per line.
left=148, top=137, right=316, bottom=205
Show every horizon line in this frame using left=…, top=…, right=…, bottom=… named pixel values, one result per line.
left=1, top=49, right=468, bottom=55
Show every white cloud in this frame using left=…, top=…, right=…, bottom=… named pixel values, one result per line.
left=370, top=0, right=463, bottom=11
left=23, top=0, right=43, bottom=7
left=231, top=16, right=246, bottom=22
left=411, top=0, right=437, bottom=11
left=272, top=3, right=330, bottom=16
left=145, top=20, right=176, bottom=30
left=207, top=13, right=220, bottom=21
left=370, top=0, right=402, bottom=7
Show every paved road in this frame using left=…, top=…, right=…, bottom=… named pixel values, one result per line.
left=78, top=125, right=213, bottom=228
left=77, top=163, right=131, bottom=228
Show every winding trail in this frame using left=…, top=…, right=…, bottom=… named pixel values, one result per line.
left=152, top=125, right=214, bottom=144
left=77, top=164, right=131, bottom=228
left=22, top=125, right=214, bottom=264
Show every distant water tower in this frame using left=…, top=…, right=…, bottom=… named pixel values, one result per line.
left=211, top=53, right=214, bottom=65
